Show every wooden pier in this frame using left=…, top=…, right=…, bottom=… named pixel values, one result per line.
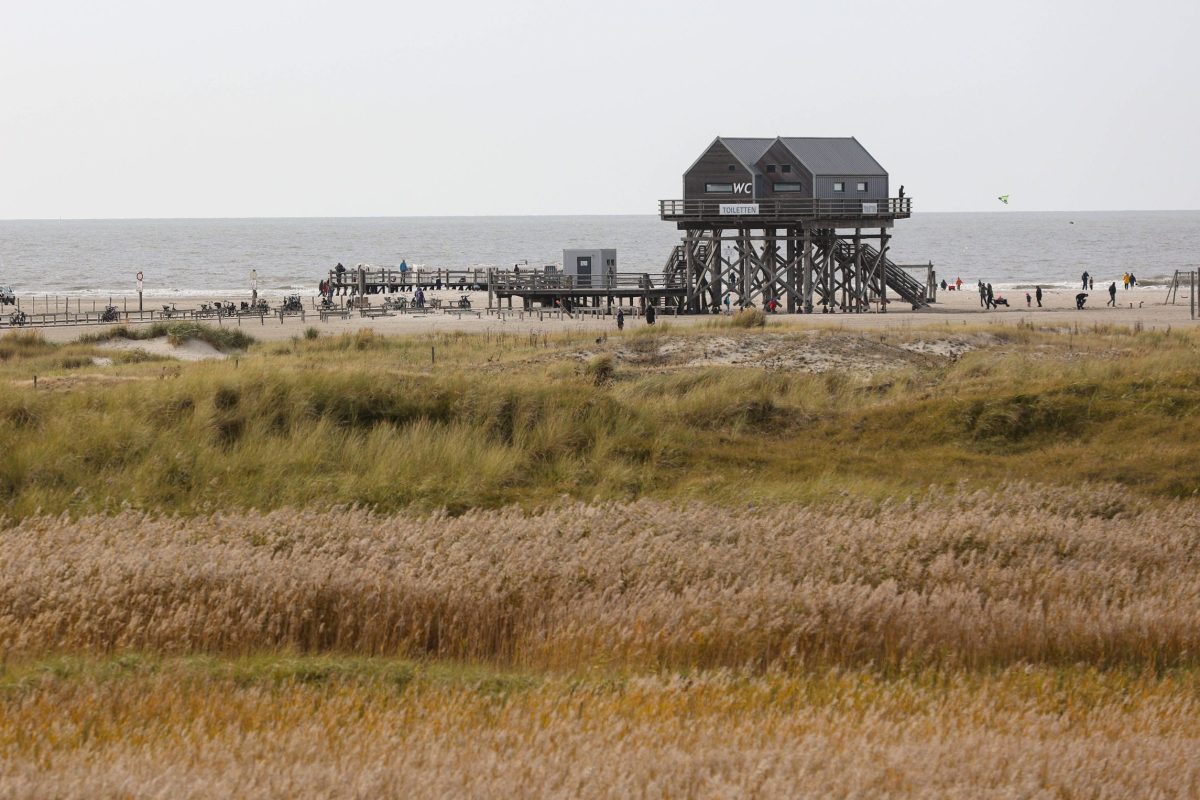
left=322, top=265, right=686, bottom=313
left=488, top=270, right=684, bottom=312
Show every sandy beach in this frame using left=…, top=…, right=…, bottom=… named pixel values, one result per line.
left=10, top=283, right=1191, bottom=345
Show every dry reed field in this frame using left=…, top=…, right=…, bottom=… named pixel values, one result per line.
left=4, top=323, right=1200, bottom=797
left=2, top=488, right=1198, bottom=670
left=2, top=664, right=1198, bottom=799
left=2, top=490, right=1200, bottom=797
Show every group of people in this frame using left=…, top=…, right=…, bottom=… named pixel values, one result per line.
left=976, top=280, right=1014, bottom=310
left=1078, top=270, right=1140, bottom=310
left=1081, top=270, right=1138, bottom=292
left=954, top=269, right=1145, bottom=312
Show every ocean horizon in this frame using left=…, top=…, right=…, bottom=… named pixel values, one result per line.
left=2, top=210, right=1197, bottom=298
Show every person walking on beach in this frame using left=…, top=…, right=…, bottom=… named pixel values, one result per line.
left=1035, top=285, right=1043, bottom=307
left=1122, top=272, right=1130, bottom=290
left=616, top=308, right=625, bottom=331
left=985, top=283, right=995, bottom=310
left=1081, top=270, right=1089, bottom=291
left=1129, top=272, right=1137, bottom=288
left=1025, top=292, right=1032, bottom=308
left=1089, top=276, right=1094, bottom=291
left=1076, top=292, right=1088, bottom=310
left=1107, top=281, right=1117, bottom=306
left=978, top=281, right=986, bottom=308
left=955, top=276, right=962, bottom=291
left=646, top=305, right=657, bottom=325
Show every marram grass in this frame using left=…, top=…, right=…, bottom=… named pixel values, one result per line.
left=3, top=323, right=1200, bottom=519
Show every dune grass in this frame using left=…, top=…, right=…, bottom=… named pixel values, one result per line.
left=77, top=321, right=255, bottom=351
left=2, top=323, right=1200, bottom=519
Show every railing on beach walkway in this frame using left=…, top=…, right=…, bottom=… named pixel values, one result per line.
left=489, top=271, right=684, bottom=293
left=326, top=267, right=492, bottom=294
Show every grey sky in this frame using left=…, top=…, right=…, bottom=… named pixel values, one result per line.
left=2, top=0, right=1197, bottom=219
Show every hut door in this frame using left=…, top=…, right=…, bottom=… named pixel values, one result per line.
left=577, top=256, right=592, bottom=287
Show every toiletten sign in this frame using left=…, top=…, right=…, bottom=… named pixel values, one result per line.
left=719, top=203, right=760, bottom=215
left=861, top=202, right=879, bottom=214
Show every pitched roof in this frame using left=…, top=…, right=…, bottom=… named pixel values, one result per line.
left=779, top=137, right=886, bottom=176
left=719, top=137, right=775, bottom=172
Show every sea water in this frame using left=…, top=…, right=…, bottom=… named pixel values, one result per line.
left=0, top=211, right=1196, bottom=298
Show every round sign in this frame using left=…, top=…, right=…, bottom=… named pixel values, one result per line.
left=136, top=271, right=144, bottom=282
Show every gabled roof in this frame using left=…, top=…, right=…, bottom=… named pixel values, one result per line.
left=779, top=137, right=886, bottom=176
left=720, top=137, right=775, bottom=172
left=687, top=136, right=888, bottom=177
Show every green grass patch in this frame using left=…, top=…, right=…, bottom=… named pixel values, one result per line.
left=78, top=322, right=255, bottom=351
left=1, top=323, right=1199, bottom=519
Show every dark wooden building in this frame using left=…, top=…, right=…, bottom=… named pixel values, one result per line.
left=684, top=136, right=889, bottom=202
left=662, top=135, right=924, bottom=314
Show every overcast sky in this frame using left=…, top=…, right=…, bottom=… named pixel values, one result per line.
left=1, top=0, right=1197, bottom=219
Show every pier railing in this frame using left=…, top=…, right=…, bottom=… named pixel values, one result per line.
left=659, top=197, right=912, bottom=221
left=328, top=267, right=491, bottom=291
left=490, top=271, right=685, bottom=293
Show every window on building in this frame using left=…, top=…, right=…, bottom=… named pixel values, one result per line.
left=856, top=181, right=868, bottom=192
left=766, top=165, right=776, bottom=173
left=782, top=165, right=792, bottom=173
left=774, top=182, right=802, bottom=193
left=833, top=182, right=845, bottom=192
left=706, top=183, right=734, bottom=193
left=728, top=165, right=736, bottom=172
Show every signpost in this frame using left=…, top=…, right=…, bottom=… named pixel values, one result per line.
left=250, top=269, right=258, bottom=307
left=136, top=271, right=144, bottom=311
left=861, top=202, right=879, bottom=215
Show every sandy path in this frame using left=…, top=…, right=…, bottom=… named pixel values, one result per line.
left=14, top=285, right=1193, bottom=344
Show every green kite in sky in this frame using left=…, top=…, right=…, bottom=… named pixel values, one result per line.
left=998, top=195, right=1010, bottom=204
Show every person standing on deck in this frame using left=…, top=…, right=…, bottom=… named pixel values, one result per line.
left=1035, top=285, right=1043, bottom=307
left=1081, top=270, right=1089, bottom=291
left=1107, top=282, right=1117, bottom=306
